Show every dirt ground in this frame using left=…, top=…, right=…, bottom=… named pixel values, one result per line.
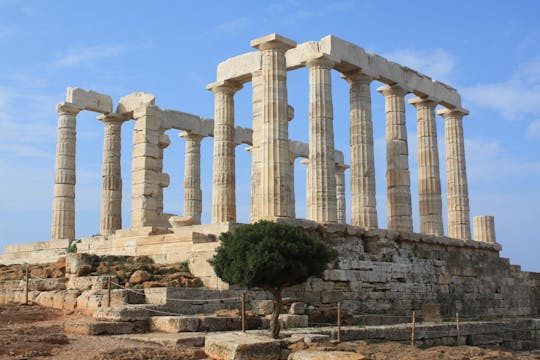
left=1, top=303, right=539, bottom=360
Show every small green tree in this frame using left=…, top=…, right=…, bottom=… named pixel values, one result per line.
left=210, top=220, right=337, bottom=338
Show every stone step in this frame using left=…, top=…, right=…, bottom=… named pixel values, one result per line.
left=93, top=304, right=162, bottom=321
left=149, top=315, right=265, bottom=333
left=64, top=320, right=148, bottom=335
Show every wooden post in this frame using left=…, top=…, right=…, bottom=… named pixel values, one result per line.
left=456, top=312, right=460, bottom=345
left=24, top=263, right=29, bottom=305
left=337, top=302, right=342, bottom=343
left=107, top=276, right=112, bottom=307
left=241, top=292, right=246, bottom=333
left=411, top=311, right=416, bottom=348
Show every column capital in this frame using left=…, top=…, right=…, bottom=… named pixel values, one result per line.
left=206, top=80, right=243, bottom=95
left=437, top=107, right=470, bottom=118
left=97, top=113, right=129, bottom=124
left=179, top=131, right=204, bottom=141
left=408, top=97, right=438, bottom=109
left=340, top=70, right=372, bottom=84
left=250, top=33, right=296, bottom=51
left=335, top=163, right=349, bottom=171
left=56, top=102, right=81, bottom=115
left=376, top=84, right=408, bottom=97
left=305, top=53, right=339, bottom=69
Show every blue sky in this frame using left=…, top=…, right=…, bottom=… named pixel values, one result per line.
left=0, top=0, right=538, bottom=271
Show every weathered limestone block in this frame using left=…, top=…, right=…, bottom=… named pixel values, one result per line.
left=65, top=321, right=135, bottom=335
left=66, top=87, right=112, bottom=114
left=93, top=305, right=157, bottom=321
left=200, top=315, right=229, bottom=331
left=205, top=332, right=281, bottom=360
left=116, top=92, right=155, bottom=115
left=277, top=314, right=308, bottom=329
left=251, top=299, right=275, bottom=316
left=149, top=316, right=200, bottom=333
left=65, top=253, right=99, bottom=275
left=67, top=275, right=115, bottom=291
left=289, top=302, right=306, bottom=315
left=77, top=290, right=103, bottom=312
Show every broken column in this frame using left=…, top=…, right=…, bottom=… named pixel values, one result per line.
left=378, top=85, right=413, bottom=232
left=335, top=163, right=348, bottom=224
left=251, top=33, right=296, bottom=220
left=51, top=102, right=80, bottom=240
left=180, top=132, right=203, bottom=224
left=207, top=80, right=242, bottom=223
left=438, top=108, right=471, bottom=240
left=307, top=54, right=337, bottom=223
left=343, top=71, right=378, bottom=229
left=409, top=97, right=444, bottom=236
left=98, top=113, right=127, bottom=235
left=473, top=215, right=496, bottom=243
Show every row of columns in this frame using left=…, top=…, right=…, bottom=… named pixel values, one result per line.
left=208, top=34, right=471, bottom=239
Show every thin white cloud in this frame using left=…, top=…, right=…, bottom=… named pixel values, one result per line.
left=462, top=57, right=540, bottom=120
left=465, top=137, right=540, bottom=180
left=55, top=44, right=125, bottom=67
left=216, top=17, right=251, bottom=34
left=527, top=120, right=540, bottom=139
left=384, top=48, right=457, bottom=83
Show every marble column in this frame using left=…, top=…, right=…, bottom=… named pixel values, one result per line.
left=180, top=132, right=203, bottom=224
left=438, top=108, right=471, bottom=240
left=288, top=150, right=297, bottom=218
left=300, top=158, right=310, bottom=219
left=307, top=54, right=337, bottom=223
left=409, top=98, right=444, bottom=236
left=378, top=85, right=413, bottom=232
left=251, top=34, right=296, bottom=220
left=250, top=70, right=263, bottom=222
left=335, top=163, right=349, bottom=224
left=97, top=113, right=126, bottom=235
left=51, top=102, right=80, bottom=240
left=473, top=216, right=496, bottom=243
left=343, top=71, right=378, bottom=229
left=207, top=80, right=242, bottom=223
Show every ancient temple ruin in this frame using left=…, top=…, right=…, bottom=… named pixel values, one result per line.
left=2, top=35, right=538, bottom=323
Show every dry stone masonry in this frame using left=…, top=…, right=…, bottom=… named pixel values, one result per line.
left=1, top=34, right=538, bottom=327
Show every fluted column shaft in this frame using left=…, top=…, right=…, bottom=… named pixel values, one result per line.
left=335, top=164, right=348, bottom=224
left=300, top=158, right=310, bottom=218
left=344, top=72, right=378, bottom=228
left=251, top=35, right=296, bottom=220
left=307, top=56, right=337, bottom=223
left=99, top=114, right=125, bottom=235
left=473, top=216, right=496, bottom=243
left=288, top=151, right=297, bottom=218
left=181, top=132, right=203, bottom=224
left=250, top=71, right=263, bottom=222
left=209, top=81, right=242, bottom=223
left=440, top=109, right=471, bottom=240
left=410, top=98, right=444, bottom=236
left=51, top=103, right=80, bottom=240
left=378, top=85, right=413, bottom=232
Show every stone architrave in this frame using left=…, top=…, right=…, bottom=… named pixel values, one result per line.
left=97, top=113, right=127, bottom=235
left=335, top=163, right=348, bottom=224
left=306, top=54, right=338, bottom=223
left=131, top=105, right=168, bottom=228
left=473, top=215, right=496, bottom=243
left=207, top=80, right=242, bottom=223
left=438, top=108, right=471, bottom=240
left=409, top=97, right=444, bottom=236
left=51, top=102, right=80, bottom=240
left=343, top=71, right=378, bottom=229
left=180, top=132, right=203, bottom=224
left=378, top=85, right=413, bottom=232
left=251, top=33, right=296, bottom=221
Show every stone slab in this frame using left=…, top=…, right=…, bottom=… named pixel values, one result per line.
left=205, top=332, right=281, bottom=360
left=150, top=316, right=200, bottom=333
left=289, top=350, right=365, bottom=360
left=66, top=87, right=112, bottom=114
left=64, top=321, right=135, bottom=335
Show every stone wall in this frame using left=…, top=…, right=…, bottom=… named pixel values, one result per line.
left=285, top=223, right=539, bottom=323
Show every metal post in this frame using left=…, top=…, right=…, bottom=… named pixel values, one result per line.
left=411, top=311, right=416, bottom=348
left=107, top=276, right=112, bottom=307
left=337, top=302, right=342, bottom=343
left=456, top=312, right=460, bottom=345
left=241, top=292, right=246, bottom=332
left=24, top=263, right=29, bottom=305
